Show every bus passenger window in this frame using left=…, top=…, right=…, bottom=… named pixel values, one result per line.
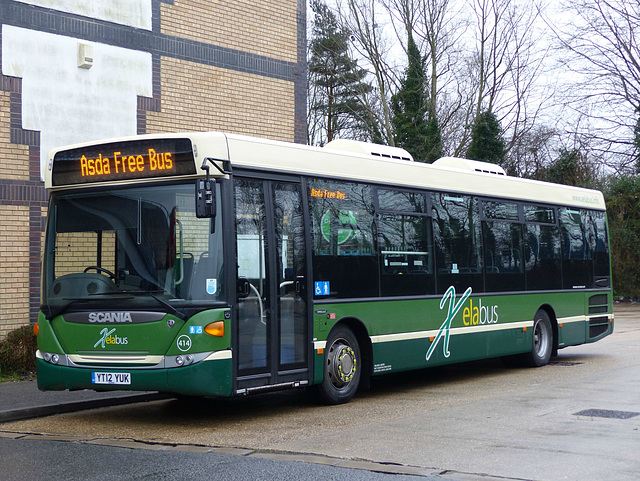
left=309, top=179, right=377, bottom=298
left=432, top=193, right=483, bottom=294
left=587, top=210, right=610, bottom=285
left=482, top=200, right=524, bottom=292
left=559, top=208, right=592, bottom=289
left=376, top=189, right=434, bottom=296
left=524, top=205, right=561, bottom=291
left=378, top=214, right=434, bottom=296
left=483, top=221, right=524, bottom=292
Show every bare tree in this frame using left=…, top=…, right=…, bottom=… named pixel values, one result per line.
left=335, top=0, right=402, bottom=145
left=459, top=0, right=553, bottom=171
left=550, top=0, right=640, bottom=173
left=319, top=0, right=554, bottom=171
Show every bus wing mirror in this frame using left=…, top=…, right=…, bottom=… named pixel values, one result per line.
left=195, top=178, right=216, bottom=218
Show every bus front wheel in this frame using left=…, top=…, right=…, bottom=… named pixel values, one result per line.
left=524, top=310, right=553, bottom=367
left=316, top=325, right=361, bottom=405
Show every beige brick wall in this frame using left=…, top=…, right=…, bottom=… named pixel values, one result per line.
left=0, top=205, right=31, bottom=339
left=161, top=0, right=298, bottom=63
left=0, top=92, right=30, bottom=180
left=0, top=90, right=32, bottom=338
left=146, top=57, right=295, bottom=141
left=54, top=232, right=116, bottom=278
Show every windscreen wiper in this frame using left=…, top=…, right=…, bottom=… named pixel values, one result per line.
left=111, top=290, right=184, bottom=319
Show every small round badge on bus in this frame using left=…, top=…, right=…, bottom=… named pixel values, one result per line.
left=177, top=335, right=192, bottom=352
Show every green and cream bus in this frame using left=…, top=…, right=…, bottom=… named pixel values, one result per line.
left=36, top=132, right=613, bottom=404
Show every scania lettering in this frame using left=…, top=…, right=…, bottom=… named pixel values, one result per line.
left=36, top=132, right=613, bottom=404
left=88, top=312, right=133, bottom=323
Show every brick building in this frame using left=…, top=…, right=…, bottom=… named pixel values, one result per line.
left=0, top=0, right=307, bottom=338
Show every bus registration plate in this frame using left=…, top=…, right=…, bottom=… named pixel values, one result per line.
left=92, top=372, right=131, bottom=385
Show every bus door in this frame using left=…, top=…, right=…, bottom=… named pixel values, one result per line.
left=234, top=178, right=309, bottom=392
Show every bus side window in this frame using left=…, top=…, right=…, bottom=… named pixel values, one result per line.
left=523, top=205, right=561, bottom=291
left=432, top=193, right=483, bottom=294
left=588, top=210, right=610, bottom=286
left=482, top=200, right=524, bottom=292
left=524, top=224, right=562, bottom=290
left=376, top=189, right=434, bottom=296
left=309, top=179, right=378, bottom=299
left=559, top=208, right=592, bottom=289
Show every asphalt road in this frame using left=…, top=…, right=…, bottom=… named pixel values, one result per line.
left=2, top=304, right=639, bottom=481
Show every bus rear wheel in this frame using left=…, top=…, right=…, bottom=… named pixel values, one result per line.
left=524, top=310, right=553, bottom=367
left=316, top=325, right=361, bottom=405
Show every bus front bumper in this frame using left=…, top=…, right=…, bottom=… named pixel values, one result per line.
left=36, top=355, right=232, bottom=397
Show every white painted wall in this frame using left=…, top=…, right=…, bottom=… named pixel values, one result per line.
left=15, top=0, right=152, bottom=30
left=2, top=26, right=153, bottom=180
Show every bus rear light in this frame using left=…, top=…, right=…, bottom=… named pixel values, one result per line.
left=205, top=321, right=225, bottom=337
left=33, top=323, right=39, bottom=336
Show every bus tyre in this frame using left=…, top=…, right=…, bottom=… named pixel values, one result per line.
left=525, top=310, right=553, bottom=367
left=317, top=326, right=361, bottom=405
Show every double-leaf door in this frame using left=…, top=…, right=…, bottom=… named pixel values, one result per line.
left=234, top=177, right=309, bottom=392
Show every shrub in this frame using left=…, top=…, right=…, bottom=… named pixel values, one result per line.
left=0, top=325, right=37, bottom=378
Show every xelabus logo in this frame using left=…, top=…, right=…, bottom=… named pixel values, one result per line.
left=94, top=327, right=128, bottom=348
left=426, top=286, right=472, bottom=362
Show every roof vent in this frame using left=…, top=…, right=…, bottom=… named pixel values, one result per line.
left=433, top=157, right=506, bottom=176
left=324, top=139, right=413, bottom=162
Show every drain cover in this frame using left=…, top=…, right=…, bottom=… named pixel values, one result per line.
left=574, top=409, right=640, bottom=419
left=549, top=361, right=583, bottom=366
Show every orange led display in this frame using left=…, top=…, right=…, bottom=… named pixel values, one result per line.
left=52, top=138, right=196, bottom=186
left=310, top=187, right=347, bottom=200
left=79, top=149, right=174, bottom=178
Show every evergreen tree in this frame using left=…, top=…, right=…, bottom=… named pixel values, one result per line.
left=424, top=113, right=443, bottom=163
left=466, top=110, right=505, bottom=164
left=606, top=175, right=640, bottom=298
left=542, top=149, right=595, bottom=188
left=308, top=0, right=372, bottom=144
left=391, top=32, right=440, bottom=162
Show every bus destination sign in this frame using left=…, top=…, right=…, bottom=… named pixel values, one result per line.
left=52, top=138, right=197, bottom=186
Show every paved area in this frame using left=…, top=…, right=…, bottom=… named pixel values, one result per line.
left=0, top=378, right=166, bottom=423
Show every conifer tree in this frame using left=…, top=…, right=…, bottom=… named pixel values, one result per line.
left=466, top=110, right=505, bottom=164
left=308, top=0, right=372, bottom=144
left=391, top=32, right=429, bottom=161
left=391, top=31, right=442, bottom=163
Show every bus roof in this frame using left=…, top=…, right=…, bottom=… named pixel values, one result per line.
left=46, top=131, right=606, bottom=210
